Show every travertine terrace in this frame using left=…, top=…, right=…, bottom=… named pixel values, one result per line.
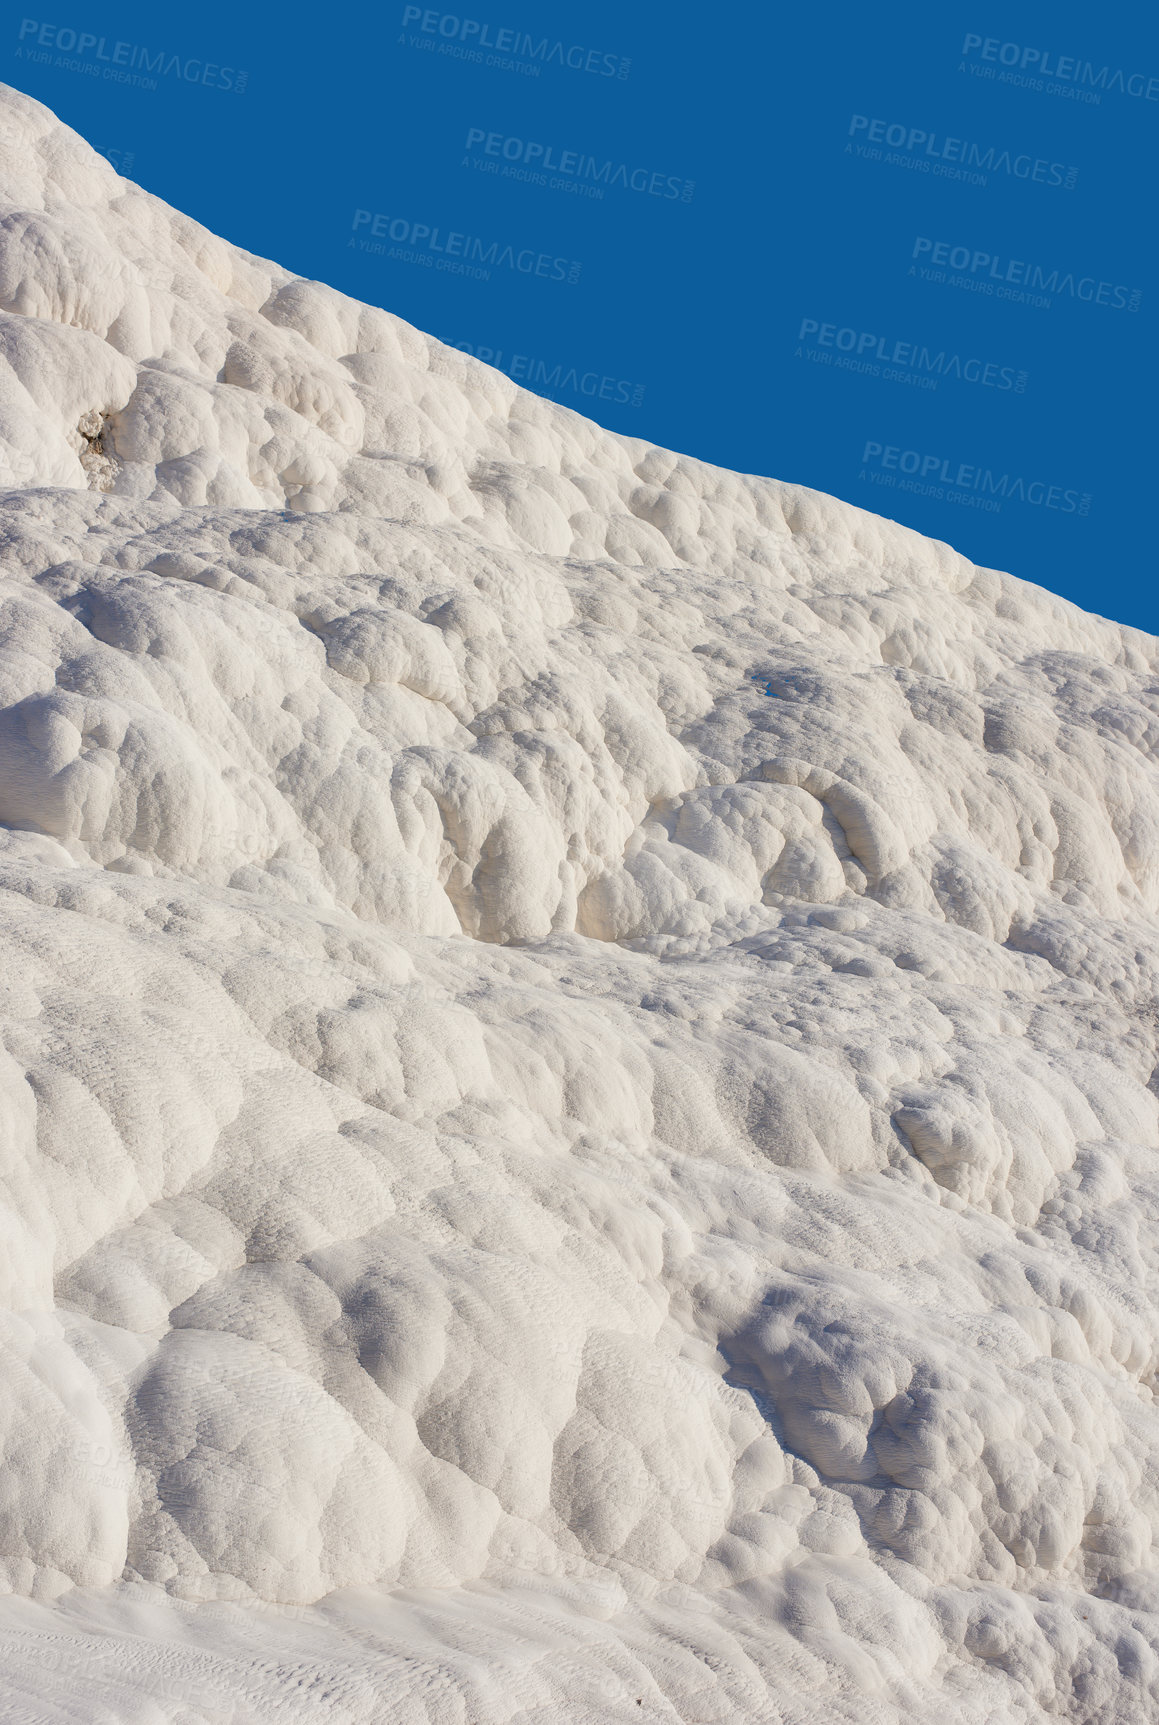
left=1, top=83, right=1158, bottom=1723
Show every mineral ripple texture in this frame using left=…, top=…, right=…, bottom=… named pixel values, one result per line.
left=0, top=82, right=1158, bottom=1725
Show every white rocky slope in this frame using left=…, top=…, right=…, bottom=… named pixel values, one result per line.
left=0, top=82, right=1158, bottom=1722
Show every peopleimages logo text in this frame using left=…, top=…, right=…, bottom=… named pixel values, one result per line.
left=464, top=130, right=694, bottom=201
left=350, top=210, right=582, bottom=283
left=15, top=19, right=247, bottom=89
left=861, top=441, right=1091, bottom=514
left=443, top=339, right=646, bottom=408
left=911, top=238, right=1142, bottom=310
left=961, top=33, right=1159, bottom=101
left=798, top=320, right=1027, bottom=391
left=400, top=9, right=630, bottom=77
left=848, top=115, right=1076, bottom=188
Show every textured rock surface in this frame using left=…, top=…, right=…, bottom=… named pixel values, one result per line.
left=1, top=82, right=1159, bottom=1721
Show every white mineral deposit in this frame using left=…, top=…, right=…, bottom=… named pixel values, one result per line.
left=0, top=81, right=1157, bottom=1722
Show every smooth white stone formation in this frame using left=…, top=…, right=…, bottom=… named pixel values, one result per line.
left=0, top=82, right=1157, bottom=1722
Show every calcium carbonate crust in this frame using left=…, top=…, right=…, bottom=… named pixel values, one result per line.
left=1, top=82, right=1159, bottom=1723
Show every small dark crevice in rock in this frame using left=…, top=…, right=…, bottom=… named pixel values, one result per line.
left=78, top=410, right=119, bottom=493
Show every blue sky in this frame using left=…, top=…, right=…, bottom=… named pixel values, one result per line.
left=5, top=0, right=1156, bottom=628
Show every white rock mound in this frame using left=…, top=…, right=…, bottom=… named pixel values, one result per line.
left=0, top=82, right=1158, bottom=1722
